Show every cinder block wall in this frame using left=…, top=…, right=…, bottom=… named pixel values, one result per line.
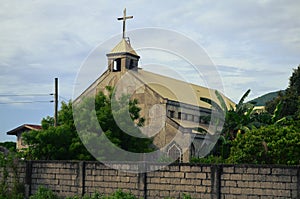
left=0, top=161, right=26, bottom=191
left=30, top=161, right=81, bottom=196
left=1, top=161, right=299, bottom=199
left=221, top=165, right=299, bottom=199
left=146, top=165, right=213, bottom=198
left=84, top=162, right=144, bottom=197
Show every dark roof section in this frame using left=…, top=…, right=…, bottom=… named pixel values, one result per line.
left=6, top=124, right=42, bottom=135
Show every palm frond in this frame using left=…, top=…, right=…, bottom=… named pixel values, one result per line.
left=237, top=89, right=251, bottom=108
left=215, top=90, right=228, bottom=113
left=200, top=97, right=223, bottom=114
left=271, top=101, right=282, bottom=123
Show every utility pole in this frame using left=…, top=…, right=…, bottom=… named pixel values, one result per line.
left=54, top=78, right=58, bottom=127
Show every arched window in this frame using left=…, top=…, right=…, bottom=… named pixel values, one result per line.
left=167, top=143, right=182, bottom=162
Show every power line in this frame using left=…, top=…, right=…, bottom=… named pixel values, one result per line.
left=0, top=93, right=52, bottom=97
left=0, top=100, right=53, bottom=105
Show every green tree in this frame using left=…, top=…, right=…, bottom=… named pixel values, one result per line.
left=0, top=142, right=16, bottom=152
left=201, top=89, right=258, bottom=141
left=266, top=65, right=300, bottom=118
left=196, top=66, right=300, bottom=164
left=199, top=89, right=272, bottom=160
left=22, top=87, right=153, bottom=160
left=222, top=89, right=256, bottom=140
left=227, top=120, right=300, bottom=165
left=73, top=87, right=153, bottom=161
left=22, top=101, right=93, bottom=160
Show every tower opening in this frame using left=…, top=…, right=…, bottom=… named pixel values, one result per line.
left=113, top=58, right=121, bottom=72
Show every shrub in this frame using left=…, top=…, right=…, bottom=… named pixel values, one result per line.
left=30, top=186, right=61, bottom=199
left=191, top=155, right=225, bottom=164
left=101, top=190, right=137, bottom=199
left=66, top=189, right=137, bottom=199
left=227, top=122, right=300, bottom=165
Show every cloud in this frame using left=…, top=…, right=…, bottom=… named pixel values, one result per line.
left=215, top=64, right=291, bottom=101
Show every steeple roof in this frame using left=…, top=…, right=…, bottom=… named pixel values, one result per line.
left=109, top=39, right=139, bottom=57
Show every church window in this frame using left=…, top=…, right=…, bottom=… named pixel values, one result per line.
left=113, top=58, right=121, bottom=72
left=178, top=112, right=181, bottom=119
left=168, top=110, right=174, bottom=118
left=168, top=143, right=182, bottom=162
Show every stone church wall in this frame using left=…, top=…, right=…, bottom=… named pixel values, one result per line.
left=1, top=160, right=299, bottom=198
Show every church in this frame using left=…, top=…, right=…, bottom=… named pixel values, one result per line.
left=74, top=9, right=234, bottom=163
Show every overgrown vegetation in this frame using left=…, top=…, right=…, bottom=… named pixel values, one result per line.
left=21, top=100, right=93, bottom=160
left=266, top=65, right=300, bottom=119
left=228, top=120, right=300, bottom=165
left=0, top=142, right=16, bottom=152
left=27, top=187, right=193, bottom=199
left=21, top=86, right=153, bottom=160
left=0, top=152, right=24, bottom=199
left=193, top=65, right=300, bottom=165
left=29, top=186, right=60, bottom=199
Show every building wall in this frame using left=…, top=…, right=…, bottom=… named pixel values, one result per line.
left=74, top=68, right=213, bottom=163
left=86, top=70, right=191, bottom=162
left=17, top=132, right=25, bottom=150
left=16, top=131, right=30, bottom=150
left=166, top=101, right=211, bottom=124
left=2, top=161, right=299, bottom=199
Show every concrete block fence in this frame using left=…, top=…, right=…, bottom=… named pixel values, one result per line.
left=0, top=160, right=299, bottom=198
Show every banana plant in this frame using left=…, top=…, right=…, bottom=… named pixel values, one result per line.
left=200, top=89, right=255, bottom=139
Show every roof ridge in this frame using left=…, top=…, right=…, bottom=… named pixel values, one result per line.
left=137, top=69, right=210, bottom=90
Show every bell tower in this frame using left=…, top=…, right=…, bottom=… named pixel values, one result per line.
left=106, top=38, right=140, bottom=73
left=106, top=8, right=140, bottom=73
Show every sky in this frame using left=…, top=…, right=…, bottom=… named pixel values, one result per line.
left=1, top=0, right=299, bottom=142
